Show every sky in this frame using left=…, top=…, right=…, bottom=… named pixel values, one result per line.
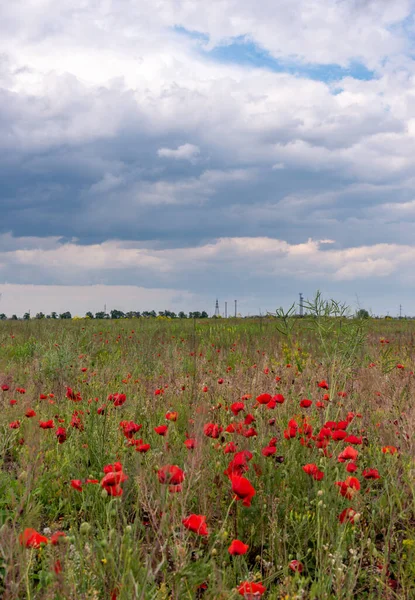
left=1, top=0, right=415, bottom=317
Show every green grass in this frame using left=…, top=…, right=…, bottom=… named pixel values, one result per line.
left=0, top=316, right=414, bottom=599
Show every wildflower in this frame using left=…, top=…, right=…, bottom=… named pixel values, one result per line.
left=9, top=420, right=20, bottom=429
left=56, top=427, right=67, bottom=443
left=318, top=380, right=329, bottom=390
left=101, top=462, right=128, bottom=497
left=66, top=387, right=82, bottom=402
left=120, top=420, right=142, bottom=439
left=338, top=508, right=358, bottom=524
left=182, top=514, right=208, bottom=536
left=112, top=393, right=126, bottom=407
left=157, top=465, right=185, bottom=486
left=184, top=438, right=196, bottom=450
left=231, top=402, right=245, bottom=416
left=289, top=559, right=304, bottom=573
left=335, top=476, right=360, bottom=499
left=228, top=539, right=249, bottom=555
left=25, top=408, right=36, bottom=418
left=1, top=384, right=9, bottom=391
left=262, top=445, right=277, bottom=457
left=231, top=475, right=256, bottom=507
left=382, top=446, right=398, bottom=454
left=50, top=531, right=66, bottom=545
left=300, top=399, right=312, bottom=408
left=135, top=440, right=151, bottom=453
left=203, top=423, right=222, bottom=438
left=344, top=435, right=362, bottom=445
left=256, top=393, right=272, bottom=405
left=302, top=463, right=324, bottom=480
left=71, top=480, right=83, bottom=492
left=237, top=582, right=266, bottom=597
left=165, top=411, right=178, bottom=421
left=154, top=425, right=168, bottom=436
left=19, top=528, right=48, bottom=548
left=338, top=446, right=359, bottom=462
left=362, top=468, right=380, bottom=479
left=39, top=420, right=55, bottom=429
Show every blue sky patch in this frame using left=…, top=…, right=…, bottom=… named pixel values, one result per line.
left=174, top=26, right=376, bottom=82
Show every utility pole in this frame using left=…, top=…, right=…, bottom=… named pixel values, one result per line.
left=299, top=293, right=304, bottom=317
left=399, top=304, right=402, bottom=319
left=225, top=301, right=227, bottom=318
left=234, top=300, right=237, bottom=318
left=214, top=299, right=220, bottom=317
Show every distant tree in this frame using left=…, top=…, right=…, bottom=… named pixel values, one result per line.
left=23, top=312, right=30, bottom=320
left=111, top=309, right=125, bottom=319
left=0, top=313, right=6, bottom=320
left=11, top=314, right=17, bottom=320
left=85, top=312, right=94, bottom=319
left=125, top=311, right=140, bottom=318
left=178, top=311, right=187, bottom=319
left=95, top=311, right=109, bottom=319
left=35, top=312, right=45, bottom=319
left=200, top=311, right=208, bottom=319
left=356, top=309, right=370, bottom=319
left=50, top=312, right=57, bottom=319
left=59, top=311, right=72, bottom=319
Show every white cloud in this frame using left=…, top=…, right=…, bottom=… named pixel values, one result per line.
left=157, top=143, right=200, bottom=161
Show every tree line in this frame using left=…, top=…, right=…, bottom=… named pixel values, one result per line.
left=0, top=309, right=210, bottom=320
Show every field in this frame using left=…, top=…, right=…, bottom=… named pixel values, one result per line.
left=0, top=310, right=414, bottom=599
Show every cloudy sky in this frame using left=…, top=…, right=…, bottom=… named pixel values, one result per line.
left=1, top=0, right=415, bottom=317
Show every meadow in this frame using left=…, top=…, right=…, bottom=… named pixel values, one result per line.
left=0, top=306, right=414, bottom=599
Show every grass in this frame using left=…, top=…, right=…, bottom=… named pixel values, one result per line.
left=0, top=314, right=414, bottom=599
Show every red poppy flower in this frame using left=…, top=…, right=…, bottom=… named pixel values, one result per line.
left=244, top=414, right=255, bottom=425
left=302, top=463, right=324, bottom=480
left=154, top=425, right=168, bottom=436
left=39, top=394, right=48, bottom=400
left=231, top=475, right=256, bottom=507
left=224, top=441, right=238, bottom=454
left=157, top=465, right=185, bottom=486
left=9, top=420, right=20, bottom=429
left=228, top=539, right=249, bottom=555
left=39, top=420, right=55, bottom=429
left=346, top=461, right=357, bottom=473
left=231, top=402, right=245, bottom=416
left=335, top=476, right=360, bottom=499
left=56, top=427, right=67, bottom=443
left=344, top=435, right=362, bottom=445
left=9, top=399, right=17, bottom=406
left=237, top=581, right=266, bottom=597
left=66, top=387, right=82, bottom=402
left=338, top=508, right=358, bottom=524
left=217, top=378, right=224, bottom=384
left=332, top=430, right=347, bottom=441
left=338, top=446, right=359, bottom=462
left=273, top=393, right=286, bottom=405
left=1, top=384, right=9, bottom=391
left=50, top=531, right=66, bottom=545
left=289, top=559, right=304, bottom=573
left=112, top=393, right=126, bottom=407
left=256, top=393, right=272, bottom=405
left=101, top=462, right=128, bottom=496
left=300, top=399, right=312, bottom=408
left=382, top=445, right=398, bottom=454
left=261, top=443, right=277, bottom=457
left=120, top=420, right=142, bottom=439
left=184, top=438, right=196, bottom=450
left=71, top=479, right=83, bottom=492
left=362, top=468, right=380, bottom=479
left=165, top=411, right=178, bottom=421
left=203, top=423, right=222, bottom=438
left=135, top=440, right=151, bottom=453
left=19, top=528, right=48, bottom=548
left=182, top=514, right=208, bottom=536
left=25, top=408, right=36, bottom=418
left=318, top=380, right=329, bottom=389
